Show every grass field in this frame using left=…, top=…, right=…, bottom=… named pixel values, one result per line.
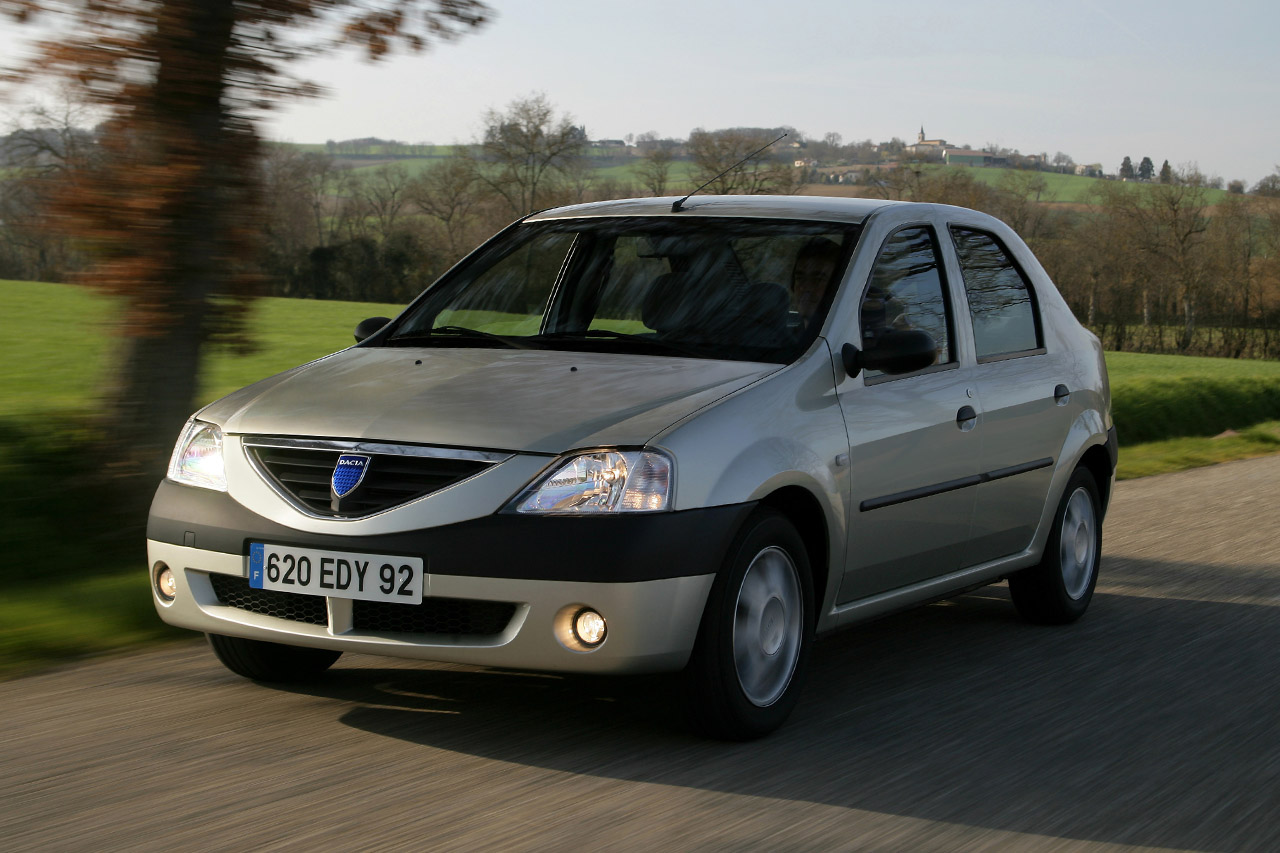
left=907, top=164, right=1235, bottom=206
left=1, top=280, right=403, bottom=418
left=3, top=279, right=1279, bottom=676
left=341, top=150, right=702, bottom=193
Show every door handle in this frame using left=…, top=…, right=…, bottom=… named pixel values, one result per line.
left=1054, top=384, right=1071, bottom=405
left=956, top=405, right=978, bottom=431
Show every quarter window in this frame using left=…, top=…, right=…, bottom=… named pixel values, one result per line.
left=430, top=231, right=576, bottom=336
left=950, top=227, right=1042, bottom=360
left=860, top=226, right=954, bottom=379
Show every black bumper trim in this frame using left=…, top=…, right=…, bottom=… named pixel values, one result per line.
left=148, top=480, right=755, bottom=583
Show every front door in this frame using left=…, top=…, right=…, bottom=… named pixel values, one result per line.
left=835, top=225, right=981, bottom=602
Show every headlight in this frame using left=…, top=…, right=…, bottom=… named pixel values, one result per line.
left=166, top=418, right=227, bottom=491
left=510, top=449, right=672, bottom=514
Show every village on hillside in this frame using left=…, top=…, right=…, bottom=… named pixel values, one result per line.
left=309, top=124, right=1189, bottom=188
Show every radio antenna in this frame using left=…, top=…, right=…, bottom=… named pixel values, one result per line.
left=671, top=131, right=789, bottom=212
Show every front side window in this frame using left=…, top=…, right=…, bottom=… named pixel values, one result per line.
left=950, top=227, right=1042, bottom=360
left=859, top=226, right=954, bottom=379
left=384, top=217, right=860, bottom=364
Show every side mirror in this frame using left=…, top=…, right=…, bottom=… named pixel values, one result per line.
left=842, top=329, right=937, bottom=378
left=354, top=316, right=392, bottom=343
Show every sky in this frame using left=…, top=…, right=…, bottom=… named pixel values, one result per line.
left=2, top=0, right=1277, bottom=185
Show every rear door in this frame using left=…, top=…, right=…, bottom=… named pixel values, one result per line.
left=945, top=223, right=1072, bottom=567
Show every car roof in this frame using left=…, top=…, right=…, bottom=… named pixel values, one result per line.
left=525, top=195, right=903, bottom=225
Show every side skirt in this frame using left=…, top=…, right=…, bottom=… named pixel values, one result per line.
left=821, top=548, right=1039, bottom=632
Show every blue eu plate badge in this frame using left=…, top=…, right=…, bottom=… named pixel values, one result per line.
left=248, top=542, right=265, bottom=588
left=331, top=454, right=371, bottom=498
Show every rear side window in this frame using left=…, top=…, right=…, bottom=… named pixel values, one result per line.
left=950, top=227, right=1042, bottom=360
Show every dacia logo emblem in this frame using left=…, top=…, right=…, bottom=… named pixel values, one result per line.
left=331, top=454, right=371, bottom=504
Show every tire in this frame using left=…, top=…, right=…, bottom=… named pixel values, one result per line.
left=206, top=633, right=342, bottom=682
left=684, top=509, right=814, bottom=740
left=1009, top=468, right=1103, bottom=625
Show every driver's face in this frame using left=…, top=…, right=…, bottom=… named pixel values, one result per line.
left=792, top=256, right=835, bottom=317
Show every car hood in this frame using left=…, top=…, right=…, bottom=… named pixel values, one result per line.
left=204, top=347, right=778, bottom=454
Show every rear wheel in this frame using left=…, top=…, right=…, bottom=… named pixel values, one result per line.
left=684, top=510, right=814, bottom=740
left=1009, top=468, right=1102, bottom=625
left=206, top=633, right=342, bottom=682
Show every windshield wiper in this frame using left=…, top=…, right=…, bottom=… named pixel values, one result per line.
left=386, top=326, right=534, bottom=350
left=535, top=329, right=705, bottom=358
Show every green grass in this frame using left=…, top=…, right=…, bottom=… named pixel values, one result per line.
left=0, top=574, right=186, bottom=679
left=905, top=164, right=1102, bottom=203
left=199, top=295, right=405, bottom=402
left=1117, top=421, right=1280, bottom=479
left=2, top=279, right=1279, bottom=677
left=910, top=164, right=1235, bottom=205
left=0, top=410, right=190, bottom=678
left=347, top=157, right=454, bottom=177
left=1105, top=351, right=1280, bottom=445
left=1, top=280, right=404, bottom=417
left=341, top=152, right=701, bottom=193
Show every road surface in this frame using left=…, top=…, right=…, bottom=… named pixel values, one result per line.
left=3, top=456, right=1279, bottom=851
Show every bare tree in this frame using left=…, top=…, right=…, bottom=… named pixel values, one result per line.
left=5, top=88, right=103, bottom=176
left=635, top=144, right=675, bottom=196
left=1252, top=166, right=1280, bottom=197
left=352, top=163, right=413, bottom=240
left=994, top=170, right=1053, bottom=242
left=261, top=145, right=317, bottom=281
left=0, top=89, right=98, bottom=279
left=685, top=127, right=797, bottom=195
left=463, top=93, right=587, bottom=216
left=1092, top=171, right=1212, bottom=350
left=408, top=157, right=483, bottom=257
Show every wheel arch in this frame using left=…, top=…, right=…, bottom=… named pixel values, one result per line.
left=756, top=485, right=831, bottom=623
left=1077, top=442, right=1115, bottom=517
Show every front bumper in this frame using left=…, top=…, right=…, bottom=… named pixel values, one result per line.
left=147, top=483, right=753, bottom=674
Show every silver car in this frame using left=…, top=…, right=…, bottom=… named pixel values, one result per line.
left=148, top=195, right=1116, bottom=739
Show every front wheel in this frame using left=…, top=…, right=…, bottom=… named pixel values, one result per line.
left=684, top=510, right=814, bottom=740
left=206, top=633, right=342, bottom=682
left=1009, top=468, right=1103, bottom=625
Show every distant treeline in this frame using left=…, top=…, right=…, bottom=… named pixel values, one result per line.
left=4, top=97, right=1280, bottom=359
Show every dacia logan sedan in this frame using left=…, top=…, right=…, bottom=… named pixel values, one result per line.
left=148, top=195, right=1116, bottom=739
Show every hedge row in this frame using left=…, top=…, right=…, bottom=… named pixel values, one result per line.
left=1112, top=376, right=1280, bottom=445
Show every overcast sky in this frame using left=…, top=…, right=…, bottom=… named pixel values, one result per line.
left=3, top=0, right=1277, bottom=184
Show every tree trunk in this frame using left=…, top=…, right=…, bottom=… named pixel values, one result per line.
left=102, top=0, right=240, bottom=483
left=1178, top=295, right=1196, bottom=352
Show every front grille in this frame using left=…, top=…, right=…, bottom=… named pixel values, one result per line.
left=210, top=574, right=328, bottom=626
left=246, top=443, right=492, bottom=518
left=353, top=598, right=517, bottom=636
left=208, top=574, right=515, bottom=637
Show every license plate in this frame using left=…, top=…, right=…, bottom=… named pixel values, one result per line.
left=248, top=543, right=425, bottom=603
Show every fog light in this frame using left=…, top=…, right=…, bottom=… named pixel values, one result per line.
left=572, top=608, right=606, bottom=646
left=154, top=563, right=177, bottom=602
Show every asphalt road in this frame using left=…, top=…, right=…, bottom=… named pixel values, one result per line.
left=3, top=456, right=1279, bottom=852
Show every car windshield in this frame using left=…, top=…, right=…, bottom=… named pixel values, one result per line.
left=381, top=216, right=861, bottom=363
